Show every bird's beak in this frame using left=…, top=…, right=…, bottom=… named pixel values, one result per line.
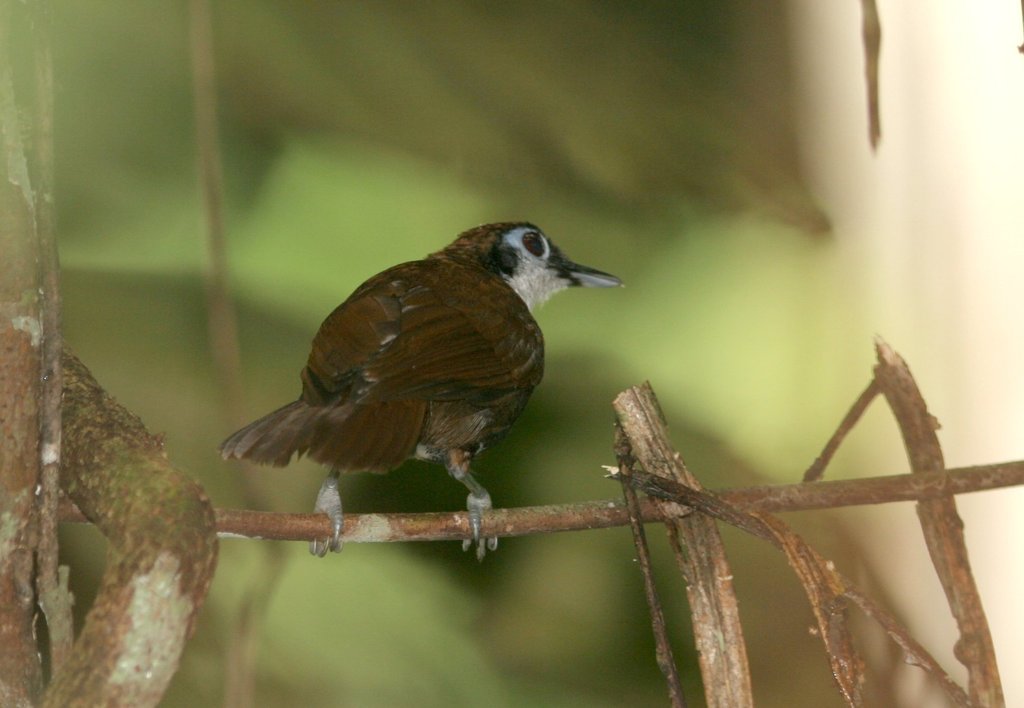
left=563, top=260, right=622, bottom=288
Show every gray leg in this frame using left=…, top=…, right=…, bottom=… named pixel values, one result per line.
left=446, top=452, right=498, bottom=561
left=310, top=468, right=343, bottom=557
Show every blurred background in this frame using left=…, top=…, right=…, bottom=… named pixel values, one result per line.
left=52, top=1, right=1023, bottom=706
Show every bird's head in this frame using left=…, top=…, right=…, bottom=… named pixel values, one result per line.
left=437, top=222, right=622, bottom=311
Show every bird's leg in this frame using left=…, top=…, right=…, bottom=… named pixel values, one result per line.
left=310, top=468, right=343, bottom=557
left=446, top=450, right=498, bottom=561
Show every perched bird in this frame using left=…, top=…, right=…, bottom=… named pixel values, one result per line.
left=220, top=222, right=620, bottom=559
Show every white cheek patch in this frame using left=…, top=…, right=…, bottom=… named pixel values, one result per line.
left=505, top=257, right=569, bottom=311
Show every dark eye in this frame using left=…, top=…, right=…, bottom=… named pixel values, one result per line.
left=521, top=231, right=546, bottom=257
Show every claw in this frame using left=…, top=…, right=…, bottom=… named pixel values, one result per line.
left=446, top=451, right=498, bottom=560
left=310, top=471, right=343, bottom=557
left=465, top=490, right=496, bottom=561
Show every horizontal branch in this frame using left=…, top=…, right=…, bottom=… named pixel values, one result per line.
left=57, top=460, right=1024, bottom=545
left=713, top=460, right=1024, bottom=512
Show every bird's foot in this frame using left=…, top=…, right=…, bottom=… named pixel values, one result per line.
left=462, top=490, right=497, bottom=561
left=310, top=473, right=343, bottom=557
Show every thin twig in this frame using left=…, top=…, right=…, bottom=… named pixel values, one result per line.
left=873, top=340, right=1003, bottom=705
left=668, top=461, right=1024, bottom=512
left=190, top=0, right=241, bottom=409
left=758, top=514, right=865, bottom=705
left=804, top=379, right=879, bottom=481
left=860, top=0, right=882, bottom=148
left=615, top=425, right=687, bottom=708
left=187, top=3, right=286, bottom=706
left=843, top=586, right=970, bottom=706
left=1019, top=0, right=1024, bottom=54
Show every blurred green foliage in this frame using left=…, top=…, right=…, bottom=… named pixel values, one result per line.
left=52, top=2, right=886, bottom=706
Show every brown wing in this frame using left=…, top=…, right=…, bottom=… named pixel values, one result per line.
left=302, top=259, right=544, bottom=408
left=222, top=258, right=543, bottom=472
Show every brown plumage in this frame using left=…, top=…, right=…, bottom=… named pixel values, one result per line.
left=220, top=222, right=620, bottom=558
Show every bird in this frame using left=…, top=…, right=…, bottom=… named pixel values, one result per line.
left=219, top=222, right=621, bottom=559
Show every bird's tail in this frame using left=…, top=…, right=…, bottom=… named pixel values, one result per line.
left=219, top=398, right=427, bottom=472
left=219, top=400, right=324, bottom=467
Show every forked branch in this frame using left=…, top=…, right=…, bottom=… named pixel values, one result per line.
left=610, top=338, right=1007, bottom=707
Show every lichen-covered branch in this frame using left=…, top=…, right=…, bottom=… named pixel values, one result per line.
left=31, top=0, right=75, bottom=674
left=0, top=0, right=45, bottom=699
left=42, top=350, right=218, bottom=708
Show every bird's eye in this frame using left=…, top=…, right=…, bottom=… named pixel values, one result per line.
left=521, top=231, right=546, bottom=257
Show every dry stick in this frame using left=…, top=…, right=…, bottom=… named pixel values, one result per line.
left=732, top=461, right=1024, bottom=511
left=615, top=425, right=688, bottom=708
left=32, top=0, right=75, bottom=673
left=190, top=0, right=242, bottom=419
left=841, top=585, right=969, bottom=703
left=622, top=388, right=964, bottom=706
left=613, top=385, right=863, bottom=705
left=860, top=0, right=882, bottom=149
left=614, top=384, right=752, bottom=708
left=186, top=4, right=286, bottom=707
left=757, top=515, right=865, bottom=706
left=804, top=379, right=879, bottom=482
left=1019, top=0, right=1024, bottom=54
left=873, top=341, right=1004, bottom=706
left=617, top=467, right=971, bottom=707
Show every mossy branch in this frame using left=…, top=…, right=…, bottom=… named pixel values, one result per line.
left=42, top=350, right=218, bottom=708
